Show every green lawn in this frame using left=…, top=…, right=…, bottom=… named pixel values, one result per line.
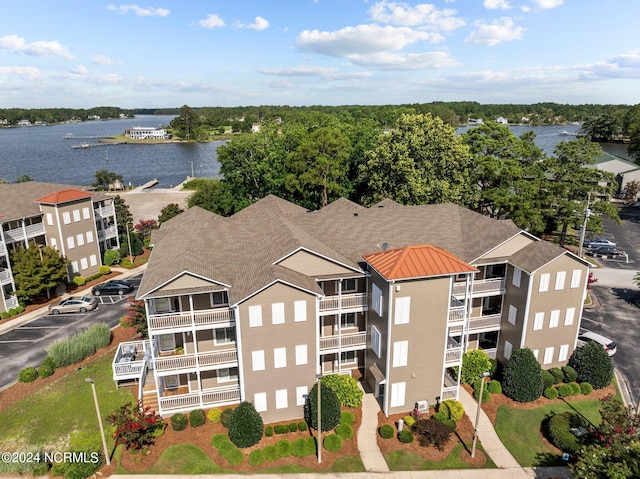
left=385, top=443, right=497, bottom=471
left=0, top=353, right=134, bottom=451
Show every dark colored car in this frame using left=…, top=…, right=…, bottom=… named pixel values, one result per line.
left=584, top=238, right=616, bottom=249
left=586, top=246, right=624, bottom=258
left=91, top=280, right=134, bottom=296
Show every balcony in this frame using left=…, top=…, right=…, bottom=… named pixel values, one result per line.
left=319, top=331, right=367, bottom=353
left=94, top=205, right=115, bottom=217
left=159, top=385, right=240, bottom=414
left=97, top=225, right=117, bottom=241
left=0, top=268, right=12, bottom=284
left=4, top=295, right=19, bottom=310
left=4, top=223, right=45, bottom=243
left=0, top=242, right=6, bottom=253
left=468, top=313, right=502, bottom=333
left=445, top=337, right=462, bottom=365
left=452, top=277, right=506, bottom=298
left=319, top=293, right=367, bottom=315
left=155, top=349, right=238, bottom=374
left=148, top=307, right=234, bottom=332
left=112, top=339, right=153, bottom=381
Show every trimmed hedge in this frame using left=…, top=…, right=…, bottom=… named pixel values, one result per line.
left=211, top=433, right=230, bottom=448
left=572, top=341, right=614, bottom=389
left=541, top=370, right=555, bottom=389
left=557, top=384, right=572, bottom=398
left=547, top=412, right=587, bottom=454
left=265, top=426, right=273, bottom=437
left=487, top=380, right=502, bottom=394
left=335, top=423, right=354, bottom=440
left=569, top=382, right=582, bottom=396
left=398, top=429, right=414, bottom=443
left=220, top=407, right=233, bottom=428
left=170, top=413, right=188, bottom=431
left=263, top=445, right=278, bottom=462
left=549, top=367, right=564, bottom=384
left=220, top=445, right=244, bottom=465
left=320, top=374, right=363, bottom=407
left=323, top=433, right=342, bottom=452
left=248, top=449, right=265, bottom=466
left=580, top=382, right=593, bottom=395
left=379, top=424, right=394, bottom=439
left=503, top=348, right=544, bottom=402
left=297, top=421, right=308, bottom=432
left=438, top=399, right=464, bottom=421
left=18, top=366, right=38, bottom=383
left=288, top=422, right=298, bottom=433
left=473, top=379, right=491, bottom=403
left=189, top=409, right=206, bottom=428
left=275, top=439, right=291, bottom=457
left=340, top=410, right=356, bottom=425
left=305, top=382, right=341, bottom=432
left=37, top=357, right=56, bottom=379
left=228, top=402, right=264, bottom=448
left=562, top=365, right=578, bottom=383
left=403, top=415, right=416, bottom=427
left=460, top=349, right=492, bottom=384
left=274, top=424, right=289, bottom=435
left=207, top=408, right=222, bottom=423
left=544, top=387, right=559, bottom=400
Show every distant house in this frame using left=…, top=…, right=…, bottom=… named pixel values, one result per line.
left=17, top=120, right=31, bottom=126
left=589, top=151, right=640, bottom=197
left=124, top=127, right=169, bottom=140
left=251, top=123, right=261, bottom=133
left=496, top=117, right=508, bottom=125
left=467, top=118, right=484, bottom=125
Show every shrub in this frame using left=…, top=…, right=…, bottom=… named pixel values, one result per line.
left=288, top=422, right=298, bottom=433
left=557, top=384, right=572, bottom=398
left=562, top=365, right=578, bottom=383
left=403, top=415, right=416, bottom=427
left=103, top=249, right=121, bottom=266
left=438, top=399, right=464, bottom=421
left=304, top=437, right=317, bottom=456
left=18, top=366, right=38, bottom=383
left=220, top=445, right=244, bottom=465
left=544, top=387, right=559, bottom=400
left=335, top=423, right=354, bottom=440
left=547, top=412, right=587, bottom=454
left=291, top=438, right=308, bottom=457
left=37, top=361, right=55, bottom=379
left=207, top=408, right=222, bottom=423
left=297, top=421, right=308, bottom=432
left=228, top=401, right=264, bottom=448
left=572, top=341, right=614, bottom=389
left=320, top=374, right=363, bottom=407
left=274, top=424, right=289, bottom=435
left=580, top=382, right=593, bottom=395
left=0, top=448, right=49, bottom=476
left=487, top=380, right=502, bottom=394
left=541, top=369, right=555, bottom=389
left=170, top=413, right=188, bottom=431
left=340, top=410, right=356, bottom=425
left=488, top=358, right=498, bottom=376
left=189, top=409, right=206, bottom=428
left=98, top=265, right=111, bottom=275
left=263, top=445, right=278, bottom=462
left=549, top=367, right=564, bottom=384
left=324, top=433, right=342, bottom=452
left=211, top=433, right=230, bottom=448
left=473, top=379, right=491, bottom=403
left=398, top=429, right=414, bottom=443
left=502, top=348, right=544, bottom=402
left=265, top=426, right=273, bottom=437
left=72, top=276, right=86, bottom=286
left=460, top=349, right=492, bottom=384
left=305, top=382, right=341, bottom=431
left=569, top=382, right=582, bottom=396
left=248, top=449, right=265, bottom=466
left=379, top=424, right=395, bottom=439
left=46, top=323, right=111, bottom=367
left=220, top=407, right=234, bottom=428
left=413, top=417, right=453, bottom=450
left=109, top=401, right=165, bottom=450
left=275, top=439, right=291, bottom=457
left=432, top=412, right=456, bottom=430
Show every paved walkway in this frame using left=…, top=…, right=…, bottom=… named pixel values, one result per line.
left=357, top=382, right=389, bottom=472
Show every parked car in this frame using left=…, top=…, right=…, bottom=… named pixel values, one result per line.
left=586, top=246, right=624, bottom=258
left=48, top=296, right=99, bottom=314
left=577, top=329, right=617, bottom=356
left=584, top=238, right=616, bottom=249
left=91, top=280, right=134, bottom=296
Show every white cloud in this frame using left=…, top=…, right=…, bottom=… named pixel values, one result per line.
left=368, top=1, right=465, bottom=31
left=0, top=66, right=41, bottom=80
left=465, top=17, right=525, bottom=45
left=531, top=0, right=563, bottom=8
left=107, top=4, right=169, bottom=16
left=92, top=54, right=115, bottom=66
left=259, top=65, right=371, bottom=80
left=70, top=65, right=89, bottom=76
left=484, top=0, right=511, bottom=9
left=247, top=16, right=269, bottom=31
left=0, top=35, right=75, bottom=60
left=198, top=14, right=225, bottom=29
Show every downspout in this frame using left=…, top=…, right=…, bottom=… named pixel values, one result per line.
left=337, top=279, right=342, bottom=373
left=520, top=270, right=534, bottom=349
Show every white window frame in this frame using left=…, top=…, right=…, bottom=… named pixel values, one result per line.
left=86, top=231, right=94, bottom=243
left=214, top=327, right=235, bottom=346
left=564, top=307, right=575, bottom=326
left=252, top=350, right=265, bottom=371
left=254, top=392, right=267, bottom=412
left=80, top=257, right=88, bottom=270
left=62, top=211, right=71, bottom=225
left=543, top=347, right=554, bottom=365
left=272, top=302, right=285, bottom=325
left=159, top=334, right=175, bottom=352
left=504, top=340, right=513, bottom=360
left=555, top=271, right=566, bottom=290
left=392, top=340, right=408, bottom=367
left=394, top=296, right=411, bottom=325
left=72, top=209, right=81, bottom=222
left=274, top=347, right=287, bottom=369
left=165, top=375, right=179, bottom=389
left=275, top=389, right=288, bottom=409
left=371, top=325, right=382, bottom=358
left=295, top=344, right=307, bottom=365
left=70, top=261, right=79, bottom=273
left=249, top=305, right=262, bottom=327
left=218, top=367, right=238, bottom=383
left=67, top=236, right=75, bottom=249
left=294, top=300, right=306, bottom=322
left=372, top=283, right=383, bottom=316
left=76, top=233, right=85, bottom=246
left=46, top=213, right=54, bottom=226
left=549, top=310, right=560, bottom=328
left=210, top=291, right=227, bottom=306
left=508, top=305, right=517, bottom=325
left=571, top=269, right=582, bottom=288
left=533, top=312, right=544, bottom=331
left=390, top=382, right=406, bottom=408
left=342, top=278, right=357, bottom=292
left=82, top=207, right=90, bottom=219
left=532, top=349, right=539, bottom=360
left=539, top=273, right=550, bottom=292
left=340, top=350, right=357, bottom=365
left=155, top=297, right=171, bottom=313
left=50, top=238, right=57, bottom=250
left=512, top=267, right=522, bottom=287
left=296, top=386, right=308, bottom=406
left=341, top=312, right=357, bottom=329
left=558, top=344, right=569, bottom=362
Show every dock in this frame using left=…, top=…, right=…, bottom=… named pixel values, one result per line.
left=64, top=134, right=114, bottom=139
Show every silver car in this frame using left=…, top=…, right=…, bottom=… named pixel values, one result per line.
left=48, top=296, right=99, bottom=314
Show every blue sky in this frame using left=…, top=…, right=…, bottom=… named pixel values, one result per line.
left=1, top=0, right=639, bottom=108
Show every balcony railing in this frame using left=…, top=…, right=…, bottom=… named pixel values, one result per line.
left=0, top=268, right=12, bottom=283
left=0, top=242, right=6, bottom=253
left=319, top=293, right=367, bottom=313
left=112, top=339, right=152, bottom=381
left=149, top=307, right=234, bottom=331
left=155, top=349, right=238, bottom=374
left=468, top=313, right=502, bottom=332
left=97, top=225, right=117, bottom=241
left=94, top=205, right=115, bottom=217
left=448, top=305, right=466, bottom=324
left=4, top=223, right=45, bottom=243
left=4, top=295, right=19, bottom=310
left=440, top=386, right=458, bottom=400
left=445, top=338, right=462, bottom=365
left=159, top=385, right=241, bottom=413
left=319, top=331, right=367, bottom=352
left=452, top=277, right=506, bottom=297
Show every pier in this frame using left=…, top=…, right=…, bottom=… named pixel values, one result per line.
left=64, top=134, right=114, bottom=139
left=71, top=142, right=124, bottom=149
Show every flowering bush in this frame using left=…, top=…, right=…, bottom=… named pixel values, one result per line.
left=108, top=401, right=165, bottom=451
left=119, top=299, right=148, bottom=338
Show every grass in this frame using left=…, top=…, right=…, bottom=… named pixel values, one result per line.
left=0, top=353, right=134, bottom=451
left=385, top=444, right=496, bottom=471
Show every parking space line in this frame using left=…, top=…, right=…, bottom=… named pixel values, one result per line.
left=0, top=340, right=37, bottom=343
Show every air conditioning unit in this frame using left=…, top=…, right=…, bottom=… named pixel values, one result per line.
left=416, top=400, right=429, bottom=413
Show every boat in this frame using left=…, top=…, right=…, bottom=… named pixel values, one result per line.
left=71, top=143, right=91, bottom=149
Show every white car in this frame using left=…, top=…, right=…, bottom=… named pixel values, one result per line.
left=584, top=238, right=616, bottom=249
left=577, top=329, right=617, bottom=356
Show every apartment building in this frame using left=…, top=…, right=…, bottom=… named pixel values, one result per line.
left=0, top=182, right=119, bottom=313
left=112, top=195, right=589, bottom=421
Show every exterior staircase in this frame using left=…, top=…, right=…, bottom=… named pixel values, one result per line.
left=141, top=369, right=159, bottom=413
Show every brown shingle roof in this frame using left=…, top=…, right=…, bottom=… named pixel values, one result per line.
left=509, top=240, right=568, bottom=273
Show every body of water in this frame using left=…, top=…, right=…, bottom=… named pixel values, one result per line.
left=0, top=119, right=631, bottom=189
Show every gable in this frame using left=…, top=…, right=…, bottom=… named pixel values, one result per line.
left=477, top=232, right=535, bottom=260
left=277, top=249, right=355, bottom=276
left=156, top=272, right=226, bottom=293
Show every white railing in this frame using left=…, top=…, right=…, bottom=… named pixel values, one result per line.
left=160, top=385, right=241, bottom=412
left=155, top=348, right=238, bottom=373
left=319, top=331, right=367, bottom=352
left=0, top=268, right=11, bottom=283
left=448, top=306, right=466, bottom=323
left=95, top=204, right=115, bottom=217
left=4, top=296, right=19, bottom=310
left=319, top=293, right=367, bottom=313
left=112, top=339, right=152, bottom=380
left=149, top=307, right=234, bottom=330
left=97, top=225, right=117, bottom=241
left=154, top=354, right=197, bottom=373
left=0, top=241, right=5, bottom=253
left=4, top=223, right=45, bottom=242
left=483, top=348, right=498, bottom=359
left=453, top=277, right=505, bottom=297
left=441, top=386, right=458, bottom=400
left=468, top=314, right=502, bottom=332
left=445, top=338, right=462, bottom=364
left=198, top=349, right=238, bottom=368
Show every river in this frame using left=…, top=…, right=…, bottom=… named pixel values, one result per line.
left=0, top=119, right=630, bottom=188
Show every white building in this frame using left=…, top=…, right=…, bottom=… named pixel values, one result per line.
left=125, top=127, right=169, bottom=140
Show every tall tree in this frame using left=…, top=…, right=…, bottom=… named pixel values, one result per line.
left=11, top=243, right=68, bottom=303
left=93, top=169, right=123, bottom=191
left=170, top=104, right=203, bottom=141
left=623, top=104, right=640, bottom=163
left=357, top=113, right=475, bottom=206
left=114, top=195, right=132, bottom=236
left=158, top=203, right=184, bottom=224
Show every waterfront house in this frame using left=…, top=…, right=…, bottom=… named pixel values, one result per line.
left=112, top=195, right=589, bottom=421
left=124, top=127, right=169, bottom=140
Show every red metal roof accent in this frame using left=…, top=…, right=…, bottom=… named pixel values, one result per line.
left=35, top=189, right=93, bottom=204
left=363, top=244, right=477, bottom=280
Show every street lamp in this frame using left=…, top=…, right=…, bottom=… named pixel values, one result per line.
left=471, top=371, right=491, bottom=458
left=316, top=374, right=322, bottom=464
left=125, top=224, right=133, bottom=263
left=85, top=378, right=111, bottom=465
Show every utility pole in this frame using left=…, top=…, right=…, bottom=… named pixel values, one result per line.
left=578, top=192, right=591, bottom=257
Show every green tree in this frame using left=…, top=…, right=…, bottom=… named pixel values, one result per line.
left=358, top=113, right=475, bottom=206
left=502, top=348, right=544, bottom=402
left=581, top=110, right=625, bottom=142
left=305, top=381, right=341, bottom=432
left=114, top=195, right=133, bottom=236
left=15, top=175, right=33, bottom=183
left=92, top=169, right=123, bottom=190
left=572, top=340, right=614, bottom=389
left=170, top=105, right=203, bottom=141
left=158, top=203, right=184, bottom=224
left=11, top=243, right=68, bottom=303
left=186, top=178, right=236, bottom=215
left=623, top=104, right=640, bottom=163
left=460, top=349, right=492, bottom=385
left=228, top=401, right=264, bottom=448
left=119, top=299, right=148, bottom=338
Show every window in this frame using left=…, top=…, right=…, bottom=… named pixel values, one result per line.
left=86, top=231, right=94, bottom=243
left=342, top=278, right=357, bottom=292
left=46, top=213, right=53, bottom=226
left=555, top=271, right=566, bottom=290
left=218, top=367, right=238, bottom=383
left=371, top=325, right=382, bottom=358
left=159, top=334, right=175, bottom=351
left=341, top=351, right=357, bottom=365
left=50, top=238, right=57, bottom=250
left=62, top=212, right=71, bottom=224
left=296, top=386, right=308, bottom=406
left=543, top=347, right=554, bottom=365
left=558, top=344, right=569, bottom=362
left=341, top=312, right=356, bottom=328
left=390, top=382, right=406, bottom=408
left=249, top=305, right=262, bottom=327
left=275, top=389, right=288, bottom=409
left=80, top=257, right=88, bottom=270
left=82, top=207, right=90, bottom=219
left=392, top=340, right=408, bottom=367
left=254, top=392, right=267, bottom=412
left=564, top=308, right=575, bottom=326
left=210, top=291, right=227, bottom=306
left=533, top=312, right=544, bottom=331
left=294, top=300, right=307, bottom=322
left=504, top=340, right=513, bottom=360
left=372, top=283, right=383, bottom=316
left=549, top=310, right=560, bottom=328
left=508, top=305, right=517, bottom=325
left=73, top=209, right=81, bottom=222
left=394, top=296, right=411, bottom=325
left=512, top=267, right=522, bottom=287
left=76, top=233, right=84, bottom=246
left=571, top=269, right=582, bottom=288
left=272, top=302, right=285, bottom=325
left=252, top=350, right=265, bottom=371
left=274, top=347, right=287, bottom=368
left=532, top=349, right=539, bottom=360
left=70, top=261, right=79, bottom=273
left=539, top=273, right=550, bottom=292
left=214, top=327, right=235, bottom=345
left=155, top=297, right=171, bottom=313
left=295, top=344, right=307, bottom=365
left=67, top=236, right=75, bottom=249
left=165, top=375, right=179, bottom=389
